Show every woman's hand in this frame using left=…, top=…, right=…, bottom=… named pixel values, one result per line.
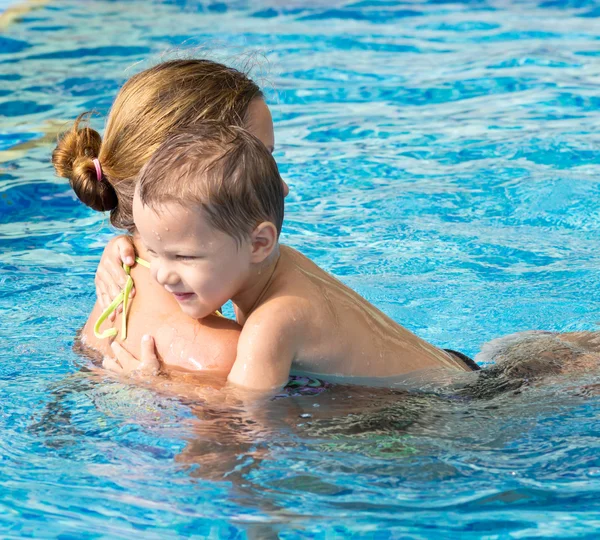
left=95, top=235, right=136, bottom=320
left=103, top=335, right=161, bottom=379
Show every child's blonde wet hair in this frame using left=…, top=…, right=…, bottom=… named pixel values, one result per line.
left=52, top=59, right=263, bottom=231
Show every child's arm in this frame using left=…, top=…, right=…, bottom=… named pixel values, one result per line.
left=227, top=304, right=302, bottom=392
left=105, top=335, right=161, bottom=377
left=106, top=336, right=235, bottom=402
left=107, top=302, right=302, bottom=394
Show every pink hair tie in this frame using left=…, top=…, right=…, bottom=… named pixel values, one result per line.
left=92, top=158, right=103, bottom=182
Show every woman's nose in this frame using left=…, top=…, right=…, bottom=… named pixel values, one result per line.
left=282, top=179, right=290, bottom=198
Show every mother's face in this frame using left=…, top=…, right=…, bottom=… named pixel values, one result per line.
left=245, top=98, right=289, bottom=197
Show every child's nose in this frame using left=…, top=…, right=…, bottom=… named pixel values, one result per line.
left=153, top=261, right=179, bottom=287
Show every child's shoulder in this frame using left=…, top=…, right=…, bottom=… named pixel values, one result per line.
left=246, top=294, right=310, bottom=334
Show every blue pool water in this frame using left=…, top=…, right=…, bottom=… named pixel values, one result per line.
left=2, top=0, right=600, bottom=537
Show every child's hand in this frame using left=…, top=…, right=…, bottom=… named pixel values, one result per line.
left=103, top=335, right=161, bottom=379
left=95, top=235, right=136, bottom=321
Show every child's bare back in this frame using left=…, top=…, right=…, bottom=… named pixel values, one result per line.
left=244, top=245, right=472, bottom=380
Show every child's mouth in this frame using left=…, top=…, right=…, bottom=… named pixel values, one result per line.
left=172, top=292, right=196, bottom=302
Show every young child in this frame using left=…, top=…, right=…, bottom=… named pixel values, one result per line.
left=113, top=122, right=478, bottom=391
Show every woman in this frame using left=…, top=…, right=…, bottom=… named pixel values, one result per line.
left=53, top=59, right=288, bottom=376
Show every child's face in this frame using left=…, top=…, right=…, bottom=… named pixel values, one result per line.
left=133, top=194, right=252, bottom=319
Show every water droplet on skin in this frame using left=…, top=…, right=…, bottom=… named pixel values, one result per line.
left=188, top=357, right=203, bottom=370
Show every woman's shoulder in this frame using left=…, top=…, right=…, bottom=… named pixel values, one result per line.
left=154, top=312, right=241, bottom=374
left=80, top=257, right=241, bottom=374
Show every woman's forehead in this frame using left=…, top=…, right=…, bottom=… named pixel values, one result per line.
left=245, top=98, right=274, bottom=152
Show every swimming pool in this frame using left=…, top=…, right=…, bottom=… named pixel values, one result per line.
left=2, top=0, right=600, bottom=536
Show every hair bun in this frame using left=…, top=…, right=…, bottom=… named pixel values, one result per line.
left=52, top=113, right=118, bottom=212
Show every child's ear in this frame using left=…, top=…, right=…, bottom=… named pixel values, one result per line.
left=250, top=221, right=278, bottom=263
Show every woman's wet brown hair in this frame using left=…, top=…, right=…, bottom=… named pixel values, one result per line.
left=52, top=59, right=263, bottom=231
